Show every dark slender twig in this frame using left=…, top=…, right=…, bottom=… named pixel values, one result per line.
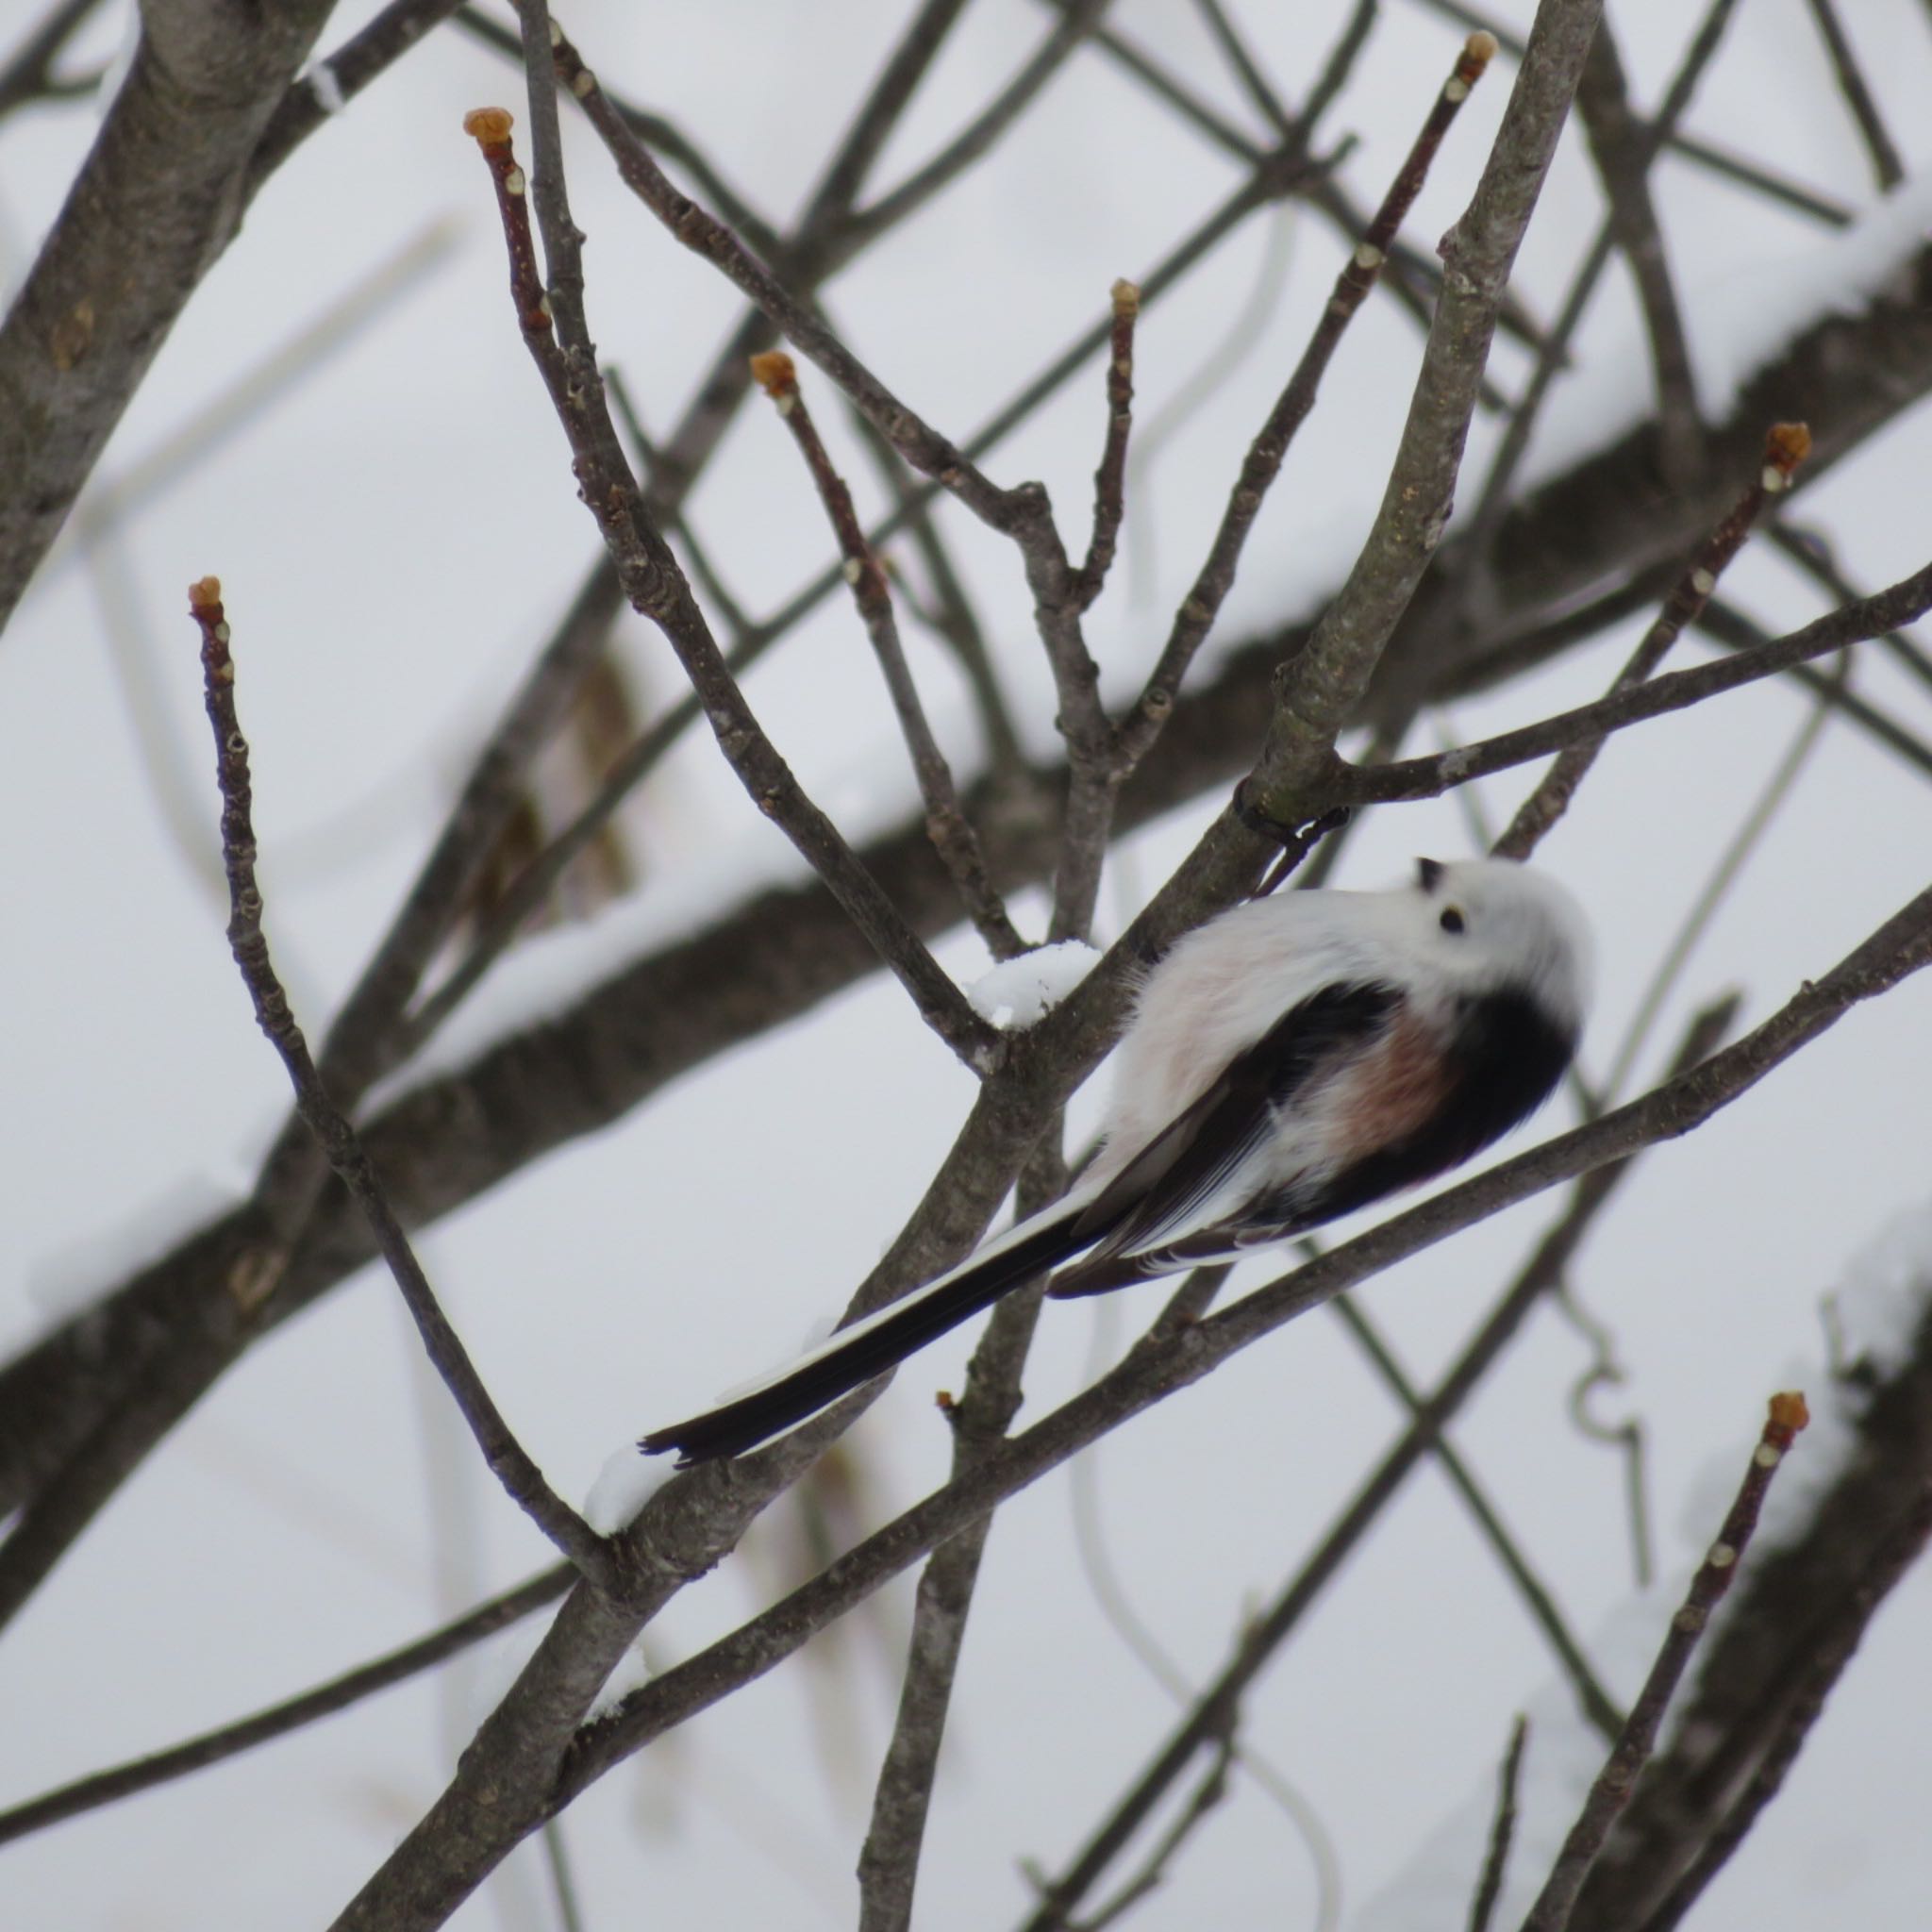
left=1517, top=1394, right=1811, bottom=1932
left=1696, top=602, right=1932, bottom=783
left=1572, top=20, right=1703, bottom=489
left=186, top=578, right=614, bottom=1585
left=1802, top=0, right=1905, bottom=192
left=846, top=409, right=1028, bottom=775
left=1192, top=0, right=1299, bottom=140
left=1078, top=1735, right=1238, bottom=1931
left=1329, top=1297, right=1624, bottom=1739
left=550, top=34, right=1022, bottom=540
left=1469, top=1717, right=1529, bottom=1932
left=0, top=1562, right=573, bottom=1845
left=464, top=108, right=1000, bottom=1072
left=1491, top=422, right=1811, bottom=859
left=1401, top=0, right=1851, bottom=226
left=1625, top=1482, right=1932, bottom=1932
left=1460, top=0, right=1742, bottom=568
left=1073, top=279, right=1139, bottom=610
left=0, top=0, right=105, bottom=120
left=1045, top=0, right=1535, bottom=387
left=749, top=349, right=1025, bottom=961
left=857, top=1143, right=1069, bottom=1932
left=1344, top=554, right=1932, bottom=808
left=1116, top=29, right=1501, bottom=775
left=453, top=5, right=783, bottom=253
left=841, top=0, right=1116, bottom=249
left=246, top=0, right=466, bottom=190
left=1767, top=519, right=1932, bottom=698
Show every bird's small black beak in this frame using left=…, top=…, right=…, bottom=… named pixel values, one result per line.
left=1416, top=857, right=1445, bottom=892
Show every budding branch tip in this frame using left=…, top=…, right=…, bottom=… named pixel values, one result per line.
left=1110, top=277, right=1141, bottom=317
left=463, top=106, right=514, bottom=145
left=749, top=349, right=798, bottom=396
left=1463, top=30, right=1499, bottom=74
left=189, top=575, right=223, bottom=612
left=1765, top=422, right=1812, bottom=475
left=1768, top=1390, right=1809, bottom=1435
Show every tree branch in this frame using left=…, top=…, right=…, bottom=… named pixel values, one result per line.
left=1520, top=1393, right=1811, bottom=1932
left=1249, top=0, right=1605, bottom=820
left=464, top=102, right=998, bottom=1072
left=1344, top=557, right=1932, bottom=808
left=185, top=577, right=612, bottom=1586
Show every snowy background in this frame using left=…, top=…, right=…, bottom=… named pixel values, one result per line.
left=3, top=1, right=1932, bottom=1926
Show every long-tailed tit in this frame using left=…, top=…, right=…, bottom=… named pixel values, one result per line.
left=642, top=857, right=1591, bottom=1464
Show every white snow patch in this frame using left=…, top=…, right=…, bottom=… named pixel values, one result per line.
left=967, top=941, right=1101, bottom=1029
left=304, top=61, right=346, bottom=115
left=584, top=1444, right=675, bottom=1533
left=584, top=1642, right=652, bottom=1724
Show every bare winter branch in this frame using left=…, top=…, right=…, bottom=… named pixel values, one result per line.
left=184, top=577, right=613, bottom=1586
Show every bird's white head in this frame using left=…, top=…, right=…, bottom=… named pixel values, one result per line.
left=1405, top=856, right=1593, bottom=1035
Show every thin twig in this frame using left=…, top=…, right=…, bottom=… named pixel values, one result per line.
left=1517, top=1394, right=1811, bottom=1932
left=1116, top=29, right=1501, bottom=775
left=1802, top=0, right=1905, bottom=192
left=1491, top=421, right=1811, bottom=858
left=841, top=0, right=1116, bottom=249
left=1599, top=653, right=1844, bottom=1102
left=1696, top=601, right=1932, bottom=783
left=1402, top=0, right=1850, bottom=225
left=1767, top=519, right=1932, bottom=698
left=0, top=0, right=104, bottom=118
left=1572, top=20, right=1703, bottom=489
left=1345, top=551, right=1932, bottom=809
left=454, top=5, right=783, bottom=252
left=857, top=1142, right=1069, bottom=1932
left=749, top=350, right=1025, bottom=961
left=0, top=1562, right=572, bottom=1845
left=1073, top=279, right=1140, bottom=610
left=1469, top=1717, right=1530, bottom=1932
left=550, top=34, right=1021, bottom=540
left=187, top=578, right=614, bottom=1584
left=463, top=107, right=1000, bottom=1071
left=1626, top=1481, right=1932, bottom=1932
left=1078, top=1735, right=1238, bottom=1931
left=1459, top=0, right=1742, bottom=570
left=1328, top=1297, right=1624, bottom=1739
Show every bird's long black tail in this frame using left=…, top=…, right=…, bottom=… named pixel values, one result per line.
left=640, top=1201, right=1099, bottom=1464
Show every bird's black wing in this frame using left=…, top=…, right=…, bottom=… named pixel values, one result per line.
left=1286, top=981, right=1576, bottom=1229
left=1050, top=982, right=1402, bottom=1299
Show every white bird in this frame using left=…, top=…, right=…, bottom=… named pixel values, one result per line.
left=642, top=857, right=1591, bottom=1464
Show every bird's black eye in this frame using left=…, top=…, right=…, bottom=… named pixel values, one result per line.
left=1440, top=907, right=1466, bottom=935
